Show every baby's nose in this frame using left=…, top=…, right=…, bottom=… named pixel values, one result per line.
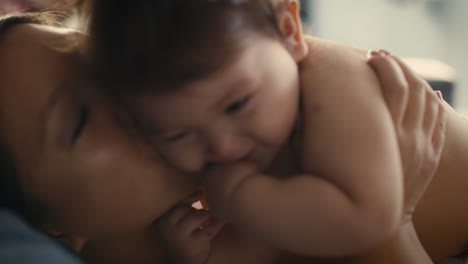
left=205, top=134, right=249, bottom=164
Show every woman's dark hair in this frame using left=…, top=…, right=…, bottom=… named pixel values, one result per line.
left=0, top=12, right=60, bottom=226
left=88, top=0, right=286, bottom=95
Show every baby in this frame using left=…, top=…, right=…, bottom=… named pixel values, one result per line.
left=110, top=0, right=466, bottom=262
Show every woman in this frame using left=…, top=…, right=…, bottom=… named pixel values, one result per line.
left=0, top=12, right=441, bottom=263
left=0, top=12, right=198, bottom=251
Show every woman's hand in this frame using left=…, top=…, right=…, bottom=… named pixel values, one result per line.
left=354, top=50, right=447, bottom=264
left=369, top=50, right=446, bottom=221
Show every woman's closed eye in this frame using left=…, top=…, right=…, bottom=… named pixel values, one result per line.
left=70, top=104, right=89, bottom=144
left=163, top=131, right=190, bottom=143
left=225, top=95, right=251, bottom=114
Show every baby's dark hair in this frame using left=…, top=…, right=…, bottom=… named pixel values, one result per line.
left=89, top=0, right=288, bottom=96
left=0, top=12, right=59, bottom=227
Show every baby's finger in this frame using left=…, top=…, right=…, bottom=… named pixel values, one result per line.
left=179, top=209, right=212, bottom=234
left=181, top=190, right=203, bottom=206
left=157, top=204, right=193, bottom=229
left=367, top=50, right=408, bottom=126
left=198, top=218, right=225, bottom=239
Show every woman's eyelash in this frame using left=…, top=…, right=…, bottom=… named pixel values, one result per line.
left=164, top=132, right=187, bottom=143
left=225, top=96, right=250, bottom=114
left=71, top=105, right=89, bottom=144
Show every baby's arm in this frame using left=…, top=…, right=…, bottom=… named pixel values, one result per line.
left=206, top=42, right=442, bottom=257
left=207, top=43, right=402, bottom=256
left=283, top=44, right=404, bottom=253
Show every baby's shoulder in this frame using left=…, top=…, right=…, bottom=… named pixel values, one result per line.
left=299, top=36, right=380, bottom=100
left=300, top=36, right=370, bottom=84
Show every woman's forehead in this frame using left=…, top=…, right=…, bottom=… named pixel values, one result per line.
left=0, top=23, right=82, bottom=57
left=0, top=25, right=76, bottom=104
left=0, top=25, right=79, bottom=161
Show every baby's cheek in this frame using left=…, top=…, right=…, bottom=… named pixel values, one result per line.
left=162, top=147, right=205, bottom=173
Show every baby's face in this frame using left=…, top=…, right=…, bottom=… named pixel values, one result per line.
left=128, top=36, right=300, bottom=173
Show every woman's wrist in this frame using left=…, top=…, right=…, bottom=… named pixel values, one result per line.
left=352, top=220, right=432, bottom=264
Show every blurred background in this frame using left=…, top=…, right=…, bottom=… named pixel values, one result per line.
left=1, top=0, right=466, bottom=114
left=303, top=0, right=468, bottom=115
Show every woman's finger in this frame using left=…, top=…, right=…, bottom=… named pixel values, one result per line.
left=390, top=55, right=429, bottom=129
left=367, top=50, right=408, bottom=126
left=431, top=102, right=447, bottom=158
left=422, top=91, right=440, bottom=138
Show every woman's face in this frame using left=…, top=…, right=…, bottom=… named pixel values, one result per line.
left=0, top=24, right=198, bottom=238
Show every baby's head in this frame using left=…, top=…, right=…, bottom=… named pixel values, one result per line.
left=91, top=0, right=309, bottom=173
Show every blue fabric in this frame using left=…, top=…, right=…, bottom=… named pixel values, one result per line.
left=0, top=210, right=82, bottom=264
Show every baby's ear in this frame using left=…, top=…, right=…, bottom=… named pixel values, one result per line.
left=277, top=0, right=308, bottom=62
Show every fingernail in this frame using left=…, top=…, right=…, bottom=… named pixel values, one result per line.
left=378, top=49, right=391, bottom=56
left=366, top=50, right=380, bottom=60
left=367, top=50, right=390, bottom=62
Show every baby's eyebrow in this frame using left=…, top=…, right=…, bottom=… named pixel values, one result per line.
left=215, top=76, right=252, bottom=109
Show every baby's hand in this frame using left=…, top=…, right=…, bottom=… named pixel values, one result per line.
left=156, top=195, right=225, bottom=264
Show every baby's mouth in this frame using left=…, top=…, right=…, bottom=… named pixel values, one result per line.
left=245, top=147, right=274, bottom=171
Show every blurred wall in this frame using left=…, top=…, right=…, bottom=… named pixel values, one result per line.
left=444, top=0, right=468, bottom=114
left=309, top=0, right=468, bottom=114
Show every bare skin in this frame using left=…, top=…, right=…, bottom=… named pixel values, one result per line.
left=0, top=13, right=449, bottom=264
left=413, top=103, right=468, bottom=260
left=124, top=1, right=443, bottom=257
left=299, top=37, right=468, bottom=262
left=83, top=49, right=443, bottom=264
left=0, top=23, right=199, bottom=250
left=203, top=37, right=466, bottom=263
left=83, top=4, right=463, bottom=263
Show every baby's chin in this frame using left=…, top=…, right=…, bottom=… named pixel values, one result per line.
left=251, top=146, right=281, bottom=172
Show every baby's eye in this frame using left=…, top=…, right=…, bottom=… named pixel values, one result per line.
left=225, top=96, right=250, bottom=114
left=163, top=131, right=189, bottom=143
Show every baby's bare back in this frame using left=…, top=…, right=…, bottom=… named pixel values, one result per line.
left=300, top=37, right=468, bottom=261
left=414, top=104, right=468, bottom=260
